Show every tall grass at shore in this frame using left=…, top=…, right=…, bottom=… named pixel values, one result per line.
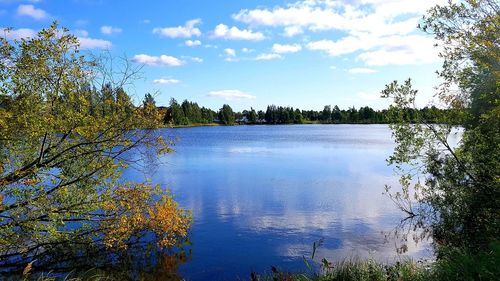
left=19, top=242, right=500, bottom=280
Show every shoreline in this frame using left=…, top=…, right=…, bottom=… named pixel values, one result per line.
left=165, top=122, right=393, bottom=128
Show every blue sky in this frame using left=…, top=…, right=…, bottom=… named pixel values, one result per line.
left=1, top=0, right=446, bottom=111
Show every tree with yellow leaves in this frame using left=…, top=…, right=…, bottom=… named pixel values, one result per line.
left=0, top=23, right=191, bottom=272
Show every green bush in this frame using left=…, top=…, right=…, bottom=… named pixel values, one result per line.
left=433, top=242, right=500, bottom=281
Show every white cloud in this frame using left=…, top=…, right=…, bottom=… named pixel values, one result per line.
left=357, top=36, right=440, bottom=66
left=185, top=39, right=201, bottom=46
left=73, top=29, right=89, bottom=37
left=17, top=4, right=49, bottom=20
left=241, top=47, right=254, bottom=53
left=131, top=54, right=184, bottom=66
left=68, top=29, right=113, bottom=50
left=78, top=37, right=112, bottom=50
left=212, top=24, right=264, bottom=41
left=182, top=56, right=203, bottom=63
left=306, top=33, right=440, bottom=66
left=348, top=67, right=377, bottom=74
left=207, top=90, right=256, bottom=100
left=234, top=4, right=348, bottom=33
left=306, top=34, right=376, bottom=56
left=1, top=26, right=112, bottom=50
left=189, top=56, right=203, bottom=63
left=224, top=48, right=236, bottom=57
left=1, top=27, right=36, bottom=40
left=153, top=78, right=180, bottom=84
left=255, top=53, right=282, bottom=61
left=233, top=0, right=444, bottom=35
left=223, top=48, right=237, bottom=62
left=153, top=19, right=201, bottom=38
left=100, top=25, right=122, bottom=35
left=233, top=0, right=444, bottom=66
left=283, top=26, right=303, bottom=37
left=272, top=43, right=301, bottom=54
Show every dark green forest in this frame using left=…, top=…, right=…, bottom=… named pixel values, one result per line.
left=159, top=97, right=447, bottom=126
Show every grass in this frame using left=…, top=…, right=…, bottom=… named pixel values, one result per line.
left=252, top=259, right=431, bottom=281
left=22, top=242, right=500, bottom=281
left=314, top=259, right=430, bottom=281
left=22, top=260, right=429, bottom=281
left=25, top=269, right=113, bottom=281
left=253, top=242, right=500, bottom=281
left=166, top=122, right=220, bottom=128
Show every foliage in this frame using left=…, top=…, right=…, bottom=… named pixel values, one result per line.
left=316, top=259, right=429, bottom=281
left=382, top=0, right=499, bottom=256
left=252, top=259, right=431, bottom=281
left=265, top=105, right=304, bottom=124
left=141, top=93, right=163, bottom=122
left=164, top=98, right=216, bottom=126
left=101, top=184, right=191, bottom=250
left=0, top=23, right=191, bottom=271
left=218, top=104, right=235, bottom=125
left=254, top=245, right=499, bottom=281
left=160, top=98, right=445, bottom=126
left=248, top=107, right=258, bottom=123
left=24, top=250, right=191, bottom=281
left=432, top=241, right=500, bottom=281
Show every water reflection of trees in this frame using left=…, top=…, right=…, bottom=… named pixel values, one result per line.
left=106, top=248, right=191, bottom=281
left=384, top=214, right=432, bottom=256
left=3, top=242, right=191, bottom=280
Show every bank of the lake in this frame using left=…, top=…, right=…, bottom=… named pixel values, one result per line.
left=166, top=121, right=395, bottom=129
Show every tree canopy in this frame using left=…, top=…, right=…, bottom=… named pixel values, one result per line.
left=159, top=97, right=445, bottom=126
left=382, top=0, right=499, bottom=257
left=0, top=23, right=191, bottom=271
left=218, top=104, right=235, bottom=125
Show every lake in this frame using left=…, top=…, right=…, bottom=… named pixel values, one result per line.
left=123, top=124, right=433, bottom=280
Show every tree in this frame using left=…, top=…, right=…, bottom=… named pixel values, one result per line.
left=265, top=105, right=277, bottom=124
left=382, top=0, right=499, bottom=257
left=359, top=106, right=375, bottom=123
left=332, top=105, right=342, bottom=123
left=0, top=23, right=191, bottom=270
left=200, top=106, right=215, bottom=123
left=346, top=107, right=358, bottom=123
left=281, top=107, right=290, bottom=123
left=100, top=83, right=115, bottom=115
left=248, top=107, right=257, bottom=124
left=167, top=98, right=187, bottom=125
left=321, top=105, right=332, bottom=123
left=143, top=93, right=156, bottom=107
left=294, top=108, right=303, bottom=124
left=116, top=87, right=133, bottom=110
left=142, top=92, right=158, bottom=120
left=181, top=99, right=202, bottom=123
left=257, top=110, right=265, bottom=121
left=218, top=104, right=235, bottom=125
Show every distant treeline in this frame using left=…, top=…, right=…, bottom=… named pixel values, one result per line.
left=159, top=98, right=446, bottom=126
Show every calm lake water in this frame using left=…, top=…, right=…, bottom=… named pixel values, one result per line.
left=123, top=124, right=433, bottom=280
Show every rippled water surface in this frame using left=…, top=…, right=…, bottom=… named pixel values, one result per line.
left=123, top=124, right=434, bottom=280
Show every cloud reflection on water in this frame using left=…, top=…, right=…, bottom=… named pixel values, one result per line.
left=122, top=125, right=433, bottom=279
